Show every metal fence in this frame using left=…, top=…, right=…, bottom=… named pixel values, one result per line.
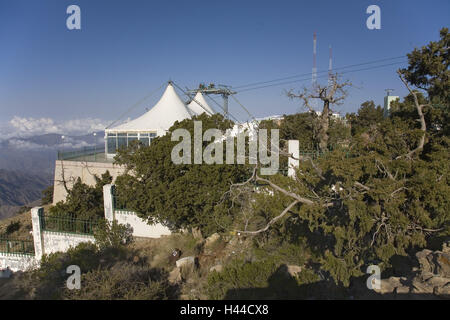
left=111, top=186, right=129, bottom=211
left=57, top=145, right=105, bottom=161
left=0, top=238, right=35, bottom=255
left=39, top=213, right=99, bottom=235
left=299, top=150, right=328, bottom=160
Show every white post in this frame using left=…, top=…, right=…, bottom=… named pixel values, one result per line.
left=288, top=140, right=299, bottom=178
left=31, top=207, right=44, bottom=261
left=103, top=184, right=114, bottom=223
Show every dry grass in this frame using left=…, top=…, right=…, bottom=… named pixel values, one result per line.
left=130, top=232, right=240, bottom=300
left=0, top=212, right=252, bottom=300
left=131, top=232, right=201, bottom=270
left=0, top=204, right=52, bottom=240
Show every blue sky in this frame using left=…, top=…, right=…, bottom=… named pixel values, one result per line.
left=0, top=0, right=449, bottom=131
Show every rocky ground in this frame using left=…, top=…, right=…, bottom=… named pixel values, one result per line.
left=373, top=241, right=450, bottom=299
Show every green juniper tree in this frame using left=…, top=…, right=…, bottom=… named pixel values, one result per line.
left=49, top=171, right=113, bottom=220
left=224, top=29, right=449, bottom=286
left=114, top=113, right=251, bottom=236
left=111, top=28, right=449, bottom=289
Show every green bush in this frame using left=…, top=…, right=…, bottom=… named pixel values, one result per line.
left=18, top=242, right=101, bottom=299
left=16, top=241, right=176, bottom=300
left=93, top=220, right=134, bottom=250
left=5, top=221, right=21, bottom=235
left=206, top=244, right=321, bottom=300
left=49, top=171, right=112, bottom=220
left=64, top=262, right=172, bottom=300
left=41, top=186, right=54, bottom=205
left=206, top=259, right=279, bottom=300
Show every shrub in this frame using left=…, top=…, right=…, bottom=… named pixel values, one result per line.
left=5, top=221, right=21, bottom=235
left=206, top=259, right=279, bottom=299
left=15, top=241, right=175, bottom=300
left=41, top=186, right=54, bottom=205
left=18, top=242, right=101, bottom=299
left=63, top=262, right=173, bottom=300
left=94, top=220, right=134, bottom=250
left=49, top=171, right=112, bottom=220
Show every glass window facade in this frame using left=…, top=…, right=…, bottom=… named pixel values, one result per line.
left=106, top=132, right=157, bottom=154
left=107, top=133, right=117, bottom=154
left=117, top=133, right=127, bottom=150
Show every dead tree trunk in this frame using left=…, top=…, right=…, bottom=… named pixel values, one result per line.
left=287, top=74, right=351, bottom=151
left=318, top=100, right=330, bottom=151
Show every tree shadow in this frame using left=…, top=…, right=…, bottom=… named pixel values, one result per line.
left=224, top=264, right=447, bottom=300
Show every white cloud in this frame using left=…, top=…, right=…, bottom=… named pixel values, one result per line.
left=7, top=139, right=53, bottom=150
left=8, top=138, right=93, bottom=150
left=0, top=116, right=110, bottom=140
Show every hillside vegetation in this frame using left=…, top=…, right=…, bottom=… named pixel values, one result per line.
left=0, top=28, right=448, bottom=300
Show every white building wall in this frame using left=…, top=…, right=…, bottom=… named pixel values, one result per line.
left=384, top=95, right=399, bottom=117
left=115, top=210, right=171, bottom=238
left=103, top=184, right=172, bottom=238
left=53, top=160, right=125, bottom=204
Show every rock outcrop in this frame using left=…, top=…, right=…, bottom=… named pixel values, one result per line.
left=375, top=241, right=450, bottom=298
left=203, top=233, right=221, bottom=255
left=176, top=256, right=196, bottom=268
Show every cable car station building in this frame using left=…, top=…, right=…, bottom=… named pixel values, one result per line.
left=53, top=82, right=215, bottom=203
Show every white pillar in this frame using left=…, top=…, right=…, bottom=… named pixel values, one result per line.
left=31, top=207, right=44, bottom=261
left=103, top=184, right=114, bottom=223
left=288, top=140, right=299, bottom=178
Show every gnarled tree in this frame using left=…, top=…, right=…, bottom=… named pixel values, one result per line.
left=287, top=74, right=351, bottom=150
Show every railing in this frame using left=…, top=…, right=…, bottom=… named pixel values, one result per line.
left=299, top=150, right=328, bottom=160
left=277, top=168, right=289, bottom=176
left=297, top=143, right=354, bottom=159
left=0, top=238, right=35, bottom=255
left=57, top=145, right=106, bottom=162
left=111, top=186, right=129, bottom=211
left=39, top=213, right=100, bottom=235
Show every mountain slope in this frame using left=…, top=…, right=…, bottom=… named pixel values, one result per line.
left=0, top=169, right=51, bottom=219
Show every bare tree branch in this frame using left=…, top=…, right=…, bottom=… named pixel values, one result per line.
left=287, top=73, right=352, bottom=151
left=397, top=71, right=429, bottom=159
left=235, top=200, right=300, bottom=235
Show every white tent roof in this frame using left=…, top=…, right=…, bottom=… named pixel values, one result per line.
left=106, top=83, right=191, bottom=134
left=187, top=92, right=215, bottom=116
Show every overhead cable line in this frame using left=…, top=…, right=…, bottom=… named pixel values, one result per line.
left=238, top=61, right=406, bottom=93
left=233, top=55, right=406, bottom=89
left=105, top=83, right=166, bottom=129
left=230, top=94, right=257, bottom=122
left=171, top=81, right=242, bottom=123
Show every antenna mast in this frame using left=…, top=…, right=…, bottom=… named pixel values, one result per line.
left=312, top=32, right=318, bottom=110
left=312, top=32, right=317, bottom=88
left=328, top=45, right=332, bottom=87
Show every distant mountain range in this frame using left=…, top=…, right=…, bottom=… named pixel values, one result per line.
left=0, top=132, right=103, bottom=219
left=0, top=169, right=50, bottom=219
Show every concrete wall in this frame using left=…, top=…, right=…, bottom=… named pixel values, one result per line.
left=115, top=210, right=171, bottom=238
left=288, top=140, right=299, bottom=178
left=2, top=190, right=171, bottom=273
left=41, top=232, right=95, bottom=256
left=30, top=207, right=95, bottom=260
left=0, top=254, right=36, bottom=272
left=0, top=207, right=43, bottom=272
left=53, top=160, right=125, bottom=204
left=1, top=208, right=97, bottom=273
left=103, top=184, right=172, bottom=238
